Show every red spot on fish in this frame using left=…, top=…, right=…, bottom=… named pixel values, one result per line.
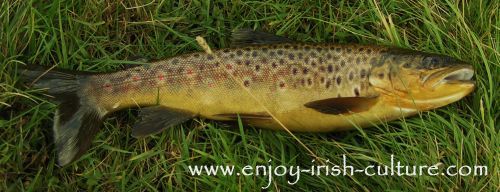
left=226, top=64, right=233, bottom=70
left=158, top=74, right=164, bottom=80
left=279, top=82, right=286, bottom=88
left=187, top=69, right=193, bottom=75
left=104, top=83, right=112, bottom=91
left=133, top=76, right=139, bottom=81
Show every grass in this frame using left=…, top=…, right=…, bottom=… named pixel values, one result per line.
left=0, top=0, right=498, bottom=191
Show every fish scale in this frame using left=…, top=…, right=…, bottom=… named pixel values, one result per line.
left=90, top=43, right=382, bottom=114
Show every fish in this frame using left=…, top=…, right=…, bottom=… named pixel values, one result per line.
left=20, top=29, right=475, bottom=165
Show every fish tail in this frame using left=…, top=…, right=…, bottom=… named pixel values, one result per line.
left=19, top=65, right=107, bottom=166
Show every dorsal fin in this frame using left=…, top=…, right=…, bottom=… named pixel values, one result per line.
left=231, top=28, right=295, bottom=47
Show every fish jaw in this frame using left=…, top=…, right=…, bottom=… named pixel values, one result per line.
left=373, top=66, right=475, bottom=111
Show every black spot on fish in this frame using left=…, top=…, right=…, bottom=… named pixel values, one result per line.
left=245, top=60, right=251, bottom=66
left=335, top=65, right=340, bottom=72
left=366, top=49, right=372, bottom=54
left=354, top=88, right=360, bottom=96
left=298, top=53, right=303, bottom=59
left=326, top=79, right=331, bottom=88
left=349, top=71, right=354, bottom=80
left=359, top=48, right=364, bottom=52
left=303, top=67, right=309, bottom=74
left=272, top=62, right=278, bottom=68
left=319, top=58, right=324, bottom=64
left=277, top=50, right=284, bottom=55
left=229, top=53, right=235, bottom=58
left=360, top=69, right=367, bottom=78
left=279, top=81, right=286, bottom=88
left=378, top=72, right=385, bottom=79
left=207, top=55, right=214, bottom=60
left=269, top=51, right=276, bottom=56
left=304, top=46, right=311, bottom=51
left=293, top=45, right=299, bottom=50
left=255, top=65, right=260, bottom=71
left=288, top=53, right=295, bottom=60
left=307, top=78, right=313, bottom=86
left=301, top=79, right=306, bottom=86
left=193, top=53, right=200, bottom=58
left=316, top=47, right=323, bottom=52
left=340, top=60, right=346, bottom=67
left=223, top=49, right=230, bottom=53
left=374, top=55, right=389, bottom=67
left=262, top=47, right=268, bottom=52
left=335, top=47, right=341, bottom=53
left=327, top=65, right=333, bottom=73
left=311, top=62, right=317, bottom=67
left=236, top=60, right=242, bottom=65
left=252, top=51, right=258, bottom=57
left=336, top=76, right=342, bottom=85
left=403, top=62, right=412, bottom=68
left=244, top=47, right=251, bottom=51
left=236, top=50, right=243, bottom=56
left=284, top=44, right=290, bottom=49
left=356, top=58, right=361, bottom=65
left=320, top=77, right=325, bottom=83
left=346, top=48, right=352, bottom=53
left=326, top=53, right=332, bottom=59
left=244, top=80, right=250, bottom=87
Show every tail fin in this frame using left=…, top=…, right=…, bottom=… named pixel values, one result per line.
left=20, top=65, right=107, bottom=166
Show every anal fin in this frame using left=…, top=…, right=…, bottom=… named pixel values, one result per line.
left=132, top=106, right=195, bottom=137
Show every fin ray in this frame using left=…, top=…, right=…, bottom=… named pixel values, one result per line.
left=20, top=65, right=106, bottom=166
left=131, top=106, right=195, bottom=137
left=214, top=112, right=272, bottom=120
left=231, top=28, right=295, bottom=47
left=304, top=97, right=379, bottom=115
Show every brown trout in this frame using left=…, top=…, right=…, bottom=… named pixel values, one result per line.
left=21, top=29, right=475, bottom=165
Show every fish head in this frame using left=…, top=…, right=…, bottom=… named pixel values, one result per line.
left=369, top=51, right=475, bottom=111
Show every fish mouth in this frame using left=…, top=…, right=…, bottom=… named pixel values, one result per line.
left=425, top=65, right=475, bottom=88
left=442, top=67, right=474, bottom=83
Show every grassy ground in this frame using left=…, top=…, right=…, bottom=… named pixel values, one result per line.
left=0, top=0, right=498, bottom=191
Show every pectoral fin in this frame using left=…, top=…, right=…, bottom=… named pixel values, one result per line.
left=132, top=106, right=195, bottom=137
left=304, top=97, right=379, bottom=115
